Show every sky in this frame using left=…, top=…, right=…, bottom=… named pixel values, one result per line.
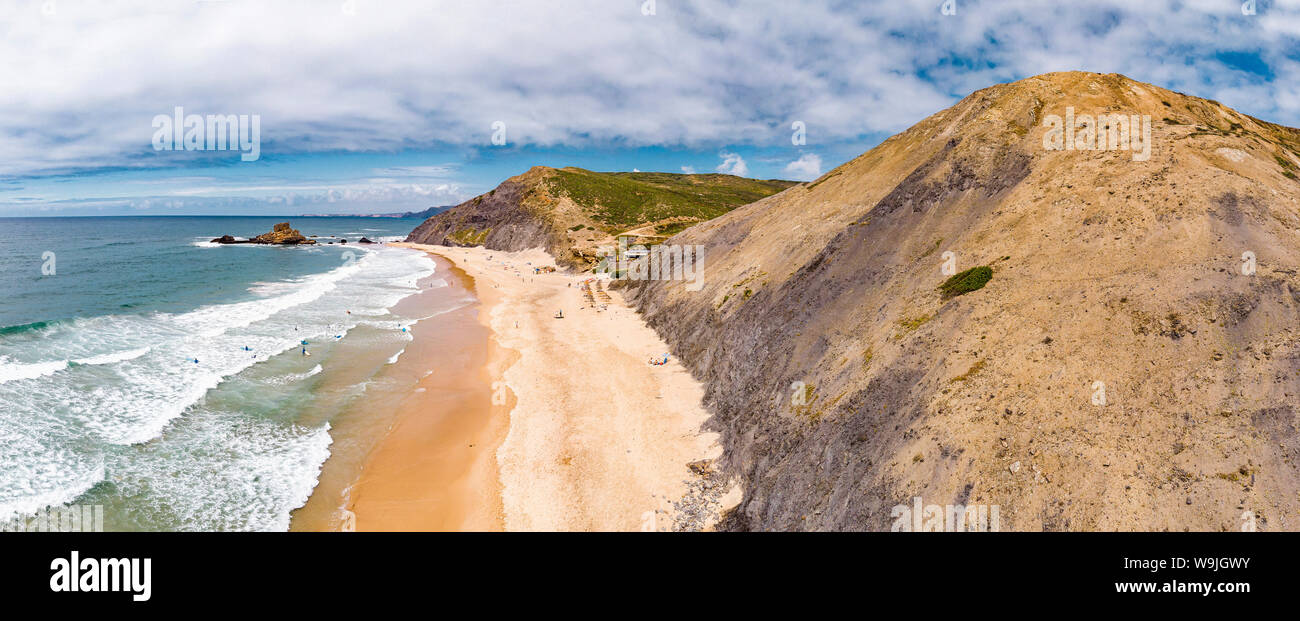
left=1, top=0, right=1299, bottom=216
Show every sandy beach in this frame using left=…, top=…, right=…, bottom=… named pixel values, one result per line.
left=291, top=254, right=507, bottom=531
left=387, top=243, right=728, bottom=531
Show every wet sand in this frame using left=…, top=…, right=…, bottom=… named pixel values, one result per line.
left=292, top=254, right=507, bottom=531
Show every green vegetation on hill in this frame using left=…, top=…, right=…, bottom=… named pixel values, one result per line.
left=546, top=168, right=796, bottom=230
left=938, top=266, right=993, bottom=299
left=448, top=227, right=491, bottom=246
left=653, top=221, right=696, bottom=237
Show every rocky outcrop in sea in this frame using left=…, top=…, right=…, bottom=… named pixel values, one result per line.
left=211, top=222, right=316, bottom=245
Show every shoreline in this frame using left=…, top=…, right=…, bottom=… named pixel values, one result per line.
left=297, top=242, right=732, bottom=531
left=291, top=253, right=508, bottom=531
left=341, top=255, right=510, bottom=530
left=395, top=243, right=733, bottom=531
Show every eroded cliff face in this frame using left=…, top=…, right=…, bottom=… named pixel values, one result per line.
left=625, top=72, right=1300, bottom=531
left=405, top=173, right=564, bottom=260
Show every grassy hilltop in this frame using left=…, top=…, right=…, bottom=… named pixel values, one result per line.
left=406, top=166, right=795, bottom=266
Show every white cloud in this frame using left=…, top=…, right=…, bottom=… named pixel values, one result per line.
left=680, top=165, right=696, bottom=174
left=715, top=152, right=749, bottom=177
left=1, top=1, right=1299, bottom=178
left=783, top=153, right=823, bottom=181
left=368, top=165, right=457, bottom=178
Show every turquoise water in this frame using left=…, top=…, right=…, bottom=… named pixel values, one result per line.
left=0, top=216, right=448, bottom=530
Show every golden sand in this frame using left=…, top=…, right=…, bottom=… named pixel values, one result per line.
left=297, top=245, right=724, bottom=531
left=395, top=244, right=726, bottom=531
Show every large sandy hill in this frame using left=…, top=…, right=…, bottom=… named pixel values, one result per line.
left=625, top=71, right=1300, bottom=531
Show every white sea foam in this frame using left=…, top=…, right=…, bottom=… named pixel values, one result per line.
left=248, top=279, right=304, bottom=296
left=267, top=364, right=323, bottom=386
left=104, top=417, right=334, bottom=531
left=73, top=347, right=152, bottom=366
left=0, top=359, right=66, bottom=384
left=0, top=416, right=108, bottom=523
left=0, top=245, right=438, bottom=526
left=0, top=458, right=106, bottom=524
left=192, top=236, right=248, bottom=248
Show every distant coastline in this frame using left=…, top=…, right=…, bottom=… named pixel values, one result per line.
left=299, top=205, right=453, bottom=219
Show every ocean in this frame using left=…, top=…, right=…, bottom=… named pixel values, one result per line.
left=0, top=216, right=455, bottom=531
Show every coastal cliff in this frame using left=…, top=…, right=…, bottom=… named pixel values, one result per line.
left=623, top=72, right=1300, bottom=531
left=404, top=166, right=794, bottom=268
